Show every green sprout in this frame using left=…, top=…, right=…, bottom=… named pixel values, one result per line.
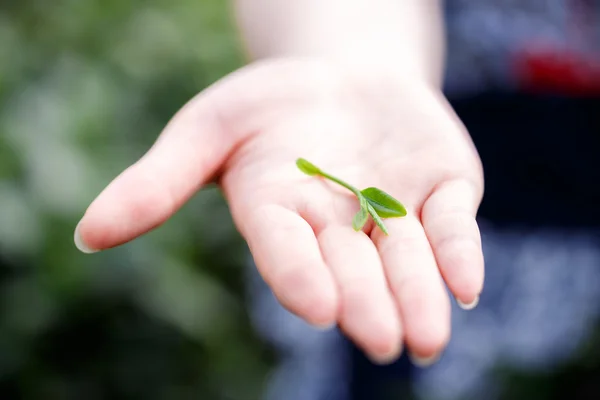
left=296, top=158, right=407, bottom=235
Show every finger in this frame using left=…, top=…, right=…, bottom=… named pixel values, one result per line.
left=74, top=85, right=235, bottom=253
left=373, top=217, right=451, bottom=363
left=74, top=61, right=341, bottom=253
left=242, top=204, right=339, bottom=328
left=319, top=225, right=402, bottom=364
left=421, top=180, right=484, bottom=309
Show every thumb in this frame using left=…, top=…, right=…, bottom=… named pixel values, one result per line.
left=75, top=74, right=240, bottom=252
left=75, top=60, right=335, bottom=253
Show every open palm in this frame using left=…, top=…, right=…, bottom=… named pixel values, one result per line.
left=76, top=59, right=485, bottom=364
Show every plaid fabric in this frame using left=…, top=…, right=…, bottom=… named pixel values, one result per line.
left=443, top=0, right=599, bottom=96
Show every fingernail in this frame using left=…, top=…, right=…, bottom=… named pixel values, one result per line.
left=457, top=295, right=479, bottom=310
left=409, top=352, right=440, bottom=368
left=74, top=221, right=98, bottom=254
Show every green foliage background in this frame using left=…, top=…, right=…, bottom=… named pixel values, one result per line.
left=0, top=1, right=274, bottom=399
left=1, top=1, right=599, bottom=399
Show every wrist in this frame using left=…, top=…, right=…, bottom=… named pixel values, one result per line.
left=322, top=46, right=443, bottom=90
left=233, top=0, right=445, bottom=88
left=241, top=41, right=443, bottom=90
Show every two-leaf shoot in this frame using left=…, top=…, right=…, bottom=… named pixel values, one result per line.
left=296, top=158, right=407, bottom=235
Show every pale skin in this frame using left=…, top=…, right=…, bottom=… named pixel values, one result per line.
left=74, top=0, right=485, bottom=365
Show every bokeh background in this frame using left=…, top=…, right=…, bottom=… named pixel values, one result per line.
left=0, top=1, right=273, bottom=399
left=0, top=1, right=599, bottom=399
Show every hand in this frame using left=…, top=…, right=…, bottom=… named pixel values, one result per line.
left=75, top=58, right=484, bottom=365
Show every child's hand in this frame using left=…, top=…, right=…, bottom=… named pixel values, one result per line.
left=75, top=58, right=484, bottom=365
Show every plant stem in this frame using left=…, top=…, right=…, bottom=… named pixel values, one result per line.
left=318, top=170, right=362, bottom=198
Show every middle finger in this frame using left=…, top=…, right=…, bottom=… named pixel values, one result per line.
left=319, top=224, right=402, bottom=364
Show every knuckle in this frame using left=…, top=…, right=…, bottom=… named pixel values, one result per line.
left=389, top=270, right=433, bottom=301
left=428, top=211, right=481, bottom=248
left=273, top=265, right=313, bottom=294
left=272, top=265, right=336, bottom=318
left=378, top=235, right=424, bottom=260
left=340, top=278, right=373, bottom=307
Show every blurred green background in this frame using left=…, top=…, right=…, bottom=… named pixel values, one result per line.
left=0, top=1, right=274, bottom=399
left=1, top=1, right=599, bottom=400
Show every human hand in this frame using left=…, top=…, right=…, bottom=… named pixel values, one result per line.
left=75, top=58, right=484, bottom=365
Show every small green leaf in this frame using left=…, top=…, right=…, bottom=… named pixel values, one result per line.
left=361, top=187, right=407, bottom=218
left=352, top=196, right=369, bottom=231
left=352, top=208, right=369, bottom=231
left=366, top=202, right=388, bottom=235
left=294, top=158, right=406, bottom=235
left=296, top=158, right=321, bottom=176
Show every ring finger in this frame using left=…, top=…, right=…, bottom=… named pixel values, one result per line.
left=372, top=216, right=451, bottom=364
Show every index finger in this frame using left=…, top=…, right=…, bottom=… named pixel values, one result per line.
left=74, top=92, right=231, bottom=253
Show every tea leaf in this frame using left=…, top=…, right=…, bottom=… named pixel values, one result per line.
left=366, top=202, right=389, bottom=235
left=361, top=187, right=407, bottom=218
left=352, top=196, right=369, bottom=231
left=296, top=158, right=321, bottom=176
left=295, top=158, right=406, bottom=234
